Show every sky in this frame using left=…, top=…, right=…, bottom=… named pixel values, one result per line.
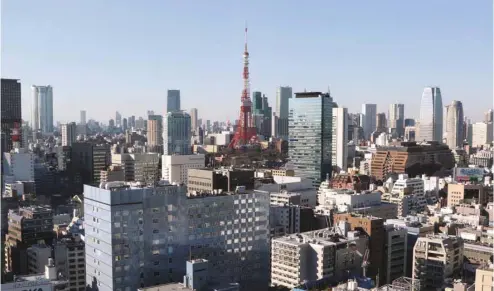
left=1, top=0, right=492, bottom=124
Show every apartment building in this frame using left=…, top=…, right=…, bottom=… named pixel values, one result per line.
left=475, top=266, right=494, bottom=291
left=161, top=154, right=205, bottom=185
left=54, top=235, right=86, bottom=291
left=448, top=183, right=487, bottom=207
left=271, top=226, right=367, bottom=289
left=412, top=234, right=464, bottom=290
left=27, top=243, right=51, bottom=274
left=84, top=181, right=270, bottom=291
left=382, top=225, right=407, bottom=284
left=111, top=152, right=160, bottom=183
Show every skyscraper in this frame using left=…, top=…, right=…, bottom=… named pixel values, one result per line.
left=485, top=109, right=493, bottom=123
left=376, top=113, right=387, bottom=132
left=61, top=122, right=77, bottom=146
left=32, top=85, right=54, bottom=134
left=190, top=108, right=198, bottom=132
left=332, top=107, right=348, bottom=173
left=361, top=104, right=377, bottom=139
left=418, top=87, right=443, bottom=142
left=252, top=91, right=263, bottom=114
left=163, top=111, right=191, bottom=155
left=167, top=89, right=181, bottom=113
left=388, top=103, right=405, bottom=137
left=445, top=100, right=464, bottom=149
left=80, top=110, right=86, bottom=125
left=289, top=91, right=333, bottom=186
left=276, top=86, right=292, bottom=139
left=115, top=111, right=122, bottom=128
left=1, top=79, right=22, bottom=152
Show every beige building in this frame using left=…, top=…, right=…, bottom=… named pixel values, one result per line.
left=412, top=234, right=464, bottom=290
left=100, top=165, right=125, bottom=183
left=448, top=183, right=486, bottom=207
left=147, top=115, right=163, bottom=147
left=475, top=267, right=493, bottom=291
left=161, top=154, right=205, bottom=185
left=270, top=226, right=367, bottom=289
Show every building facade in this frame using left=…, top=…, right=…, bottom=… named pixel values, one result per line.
left=275, top=86, right=292, bottom=140
left=32, top=85, right=54, bottom=134
left=161, top=154, right=205, bottom=185
left=445, top=100, right=464, bottom=149
left=163, top=112, right=192, bottom=155
left=147, top=115, right=163, bottom=149
left=167, top=89, right=181, bottom=113
left=1, top=79, right=22, bottom=152
left=288, top=92, right=333, bottom=186
left=61, top=122, right=77, bottom=146
left=332, top=107, right=348, bottom=173
left=388, top=103, right=405, bottom=138
left=361, top=104, right=377, bottom=139
left=418, top=87, right=443, bottom=142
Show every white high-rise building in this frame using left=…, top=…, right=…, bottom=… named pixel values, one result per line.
left=84, top=183, right=270, bottom=291
left=167, top=89, right=181, bottom=113
left=332, top=107, right=348, bottom=173
left=418, top=87, right=443, bottom=142
left=275, top=86, right=292, bottom=139
left=161, top=154, right=205, bottom=184
left=61, top=122, right=77, bottom=146
left=471, top=122, right=494, bottom=147
left=445, top=100, right=464, bottom=149
left=31, top=85, right=54, bottom=134
left=388, top=103, right=405, bottom=137
left=362, top=104, right=377, bottom=139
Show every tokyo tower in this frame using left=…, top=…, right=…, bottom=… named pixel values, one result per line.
left=228, top=26, right=258, bottom=149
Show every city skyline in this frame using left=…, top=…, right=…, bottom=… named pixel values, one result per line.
left=2, top=1, right=492, bottom=123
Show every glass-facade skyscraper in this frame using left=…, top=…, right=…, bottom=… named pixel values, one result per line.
left=445, top=100, right=464, bottom=149
left=163, top=111, right=191, bottom=155
left=32, top=85, right=54, bottom=134
left=418, top=87, right=443, bottom=142
left=288, top=91, right=333, bottom=186
left=167, top=89, right=181, bottom=113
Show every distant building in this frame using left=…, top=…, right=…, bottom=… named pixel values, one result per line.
left=161, top=154, right=205, bottom=185
left=163, top=111, right=192, bottom=155
left=275, top=86, right=292, bottom=140
left=332, top=107, right=348, bottom=173
left=167, top=89, right=181, bottom=113
left=471, top=122, right=493, bottom=147
left=418, top=87, right=443, bottom=142
left=61, top=122, right=77, bottom=146
left=70, top=143, right=111, bottom=186
left=388, top=103, right=405, bottom=137
left=32, top=85, right=54, bottom=134
left=362, top=103, right=377, bottom=139
left=147, top=115, right=163, bottom=151
left=445, top=100, right=464, bottom=149
left=190, top=108, right=198, bottom=132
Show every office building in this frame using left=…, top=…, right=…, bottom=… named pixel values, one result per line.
left=54, top=235, right=86, bottom=290
left=167, top=89, right=181, bottom=113
left=370, top=141, right=454, bottom=180
left=270, top=226, right=367, bottom=289
left=288, top=92, right=333, bottom=186
left=445, top=100, right=464, bottom=149
left=412, top=234, right=464, bottom=290
left=2, top=148, right=35, bottom=183
left=70, top=143, right=111, bottom=186
left=1, top=259, right=69, bottom=291
left=388, top=103, right=405, bottom=137
left=32, top=85, right=54, bottom=134
left=484, top=109, right=493, bottom=123
left=447, top=183, right=487, bottom=207
left=383, top=225, right=407, bottom=284
left=332, top=107, right=348, bottom=173
left=361, top=104, right=377, bottom=139
left=190, top=108, right=198, bottom=132
left=27, top=243, right=52, bottom=274
left=147, top=115, right=163, bottom=149
left=161, top=154, right=205, bottom=185
left=475, top=267, right=493, bottom=291
left=275, top=86, right=292, bottom=140
left=471, top=122, right=493, bottom=147
left=187, top=168, right=255, bottom=194
left=84, top=182, right=270, bottom=291
left=61, top=122, right=77, bottom=146
left=163, top=111, right=192, bottom=155
left=5, top=206, right=54, bottom=275
left=100, top=165, right=125, bottom=183
left=78, top=110, right=87, bottom=136
left=418, top=87, right=443, bottom=142
left=111, top=153, right=161, bottom=184
left=1, top=79, right=22, bottom=152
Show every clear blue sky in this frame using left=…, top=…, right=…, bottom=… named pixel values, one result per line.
left=2, top=0, right=492, bottom=124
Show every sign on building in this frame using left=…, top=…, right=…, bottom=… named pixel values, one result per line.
left=455, top=167, right=484, bottom=182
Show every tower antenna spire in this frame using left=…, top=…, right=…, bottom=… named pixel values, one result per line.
left=244, top=21, right=248, bottom=53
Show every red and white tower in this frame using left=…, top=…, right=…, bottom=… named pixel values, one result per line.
left=228, top=26, right=258, bottom=149
left=11, top=122, right=21, bottom=149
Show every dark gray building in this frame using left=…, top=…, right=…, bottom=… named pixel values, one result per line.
left=1, top=79, right=22, bottom=152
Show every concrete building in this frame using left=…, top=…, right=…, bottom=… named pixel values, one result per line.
left=167, top=89, right=181, bottom=113
left=5, top=206, right=54, bottom=275
left=54, top=235, right=86, bottom=291
left=61, top=122, right=77, bottom=146
left=164, top=111, right=192, bottom=155
left=412, top=234, right=464, bottom=290
left=270, top=226, right=367, bottom=289
left=472, top=122, right=493, bottom=147
left=84, top=182, right=270, bottom=291
left=289, top=92, right=333, bottom=186
left=383, top=225, right=407, bottom=284
left=257, top=176, right=317, bottom=207
left=332, top=107, right=348, bottom=173
left=2, top=148, right=35, bottom=183
left=187, top=168, right=255, bottom=194
left=190, top=108, right=198, bottom=133
left=27, top=243, right=52, bottom=274
left=100, top=165, right=125, bottom=183
left=111, top=152, right=160, bottom=184
left=447, top=183, right=487, bottom=207
left=445, top=100, right=464, bottom=149
left=1, top=259, right=69, bottom=291
left=161, top=154, right=205, bottom=185
left=71, top=143, right=111, bottom=186
left=418, top=87, right=443, bottom=142
left=475, top=266, right=493, bottom=291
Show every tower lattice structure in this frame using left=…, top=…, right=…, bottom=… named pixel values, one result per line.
left=228, top=26, right=258, bottom=149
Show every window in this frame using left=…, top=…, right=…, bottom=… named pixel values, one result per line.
left=153, top=218, right=159, bottom=223
left=153, top=229, right=159, bottom=234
